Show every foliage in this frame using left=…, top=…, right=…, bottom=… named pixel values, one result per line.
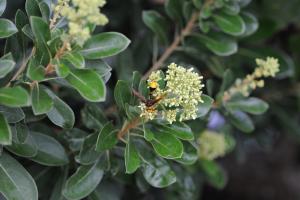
left=0, top=0, right=296, bottom=199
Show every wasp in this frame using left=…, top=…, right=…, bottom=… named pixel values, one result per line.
left=132, top=80, right=164, bottom=110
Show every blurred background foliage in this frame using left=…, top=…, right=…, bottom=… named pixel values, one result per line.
left=2, top=0, right=300, bottom=200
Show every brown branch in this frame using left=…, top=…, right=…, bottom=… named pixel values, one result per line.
left=117, top=117, right=141, bottom=139
left=142, top=12, right=199, bottom=80
left=6, top=47, right=36, bottom=87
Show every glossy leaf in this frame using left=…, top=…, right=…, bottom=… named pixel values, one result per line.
left=241, top=12, right=258, bottom=37
left=165, top=0, right=183, bottom=22
left=0, top=113, right=11, bottom=145
left=188, top=33, right=238, bottom=56
left=62, top=52, right=85, bottom=69
left=46, top=89, right=75, bottom=129
left=225, top=97, right=269, bottom=115
left=158, top=122, right=194, bottom=140
left=63, top=160, right=104, bottom=200
left=81, top=32, right=130, bottom=59
left=31, top=84, right=53, bottom=115
left=0, top=59, right=15, bottom=78
left=15, top=122, right=29, bottom=143
left=125, top=137, right=141, bottom=174
left=196, top=94, right=214, bottom=118
left=149, top=129, right=183, bottom=159
left=26, top=58, right=45, bottom=81
left=30, top=16, right=50, bottom=42
left=0, top=19, right=18, bottom=38
left=81, top=103, right=107, bottom=130
left=76, top=133, right=101, bottom=165
left=0, top=152, right=38, bottom=200
left=142, top=11, right=168, bottom=44
left=175, top=142, right=198, bottom=165
left=228, top=110, right=254, bottom=133
left=0, top=106, right=24, bottom=123
left=30, top=131, right=69, bottom=166
left=213, top=12, right=246, bottom=36
left=0, top=86, right=30, bottom=107
left=66, top=69, right=106, bottom=102
left=25, top=0, right=41, bottom=17
left=95, top=122, right=118, bottom=152
left=114, top=80, right=131, bottom=111
left=0, top=0, right=6, bottom=16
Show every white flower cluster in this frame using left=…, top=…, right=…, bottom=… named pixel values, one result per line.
left=224, top=57, right=279, bottom=99
left=139, top=63, right=204, bottom=124
left=60, top=0, right=108, bottom=45
left=198, top=130, right=227, bottom=160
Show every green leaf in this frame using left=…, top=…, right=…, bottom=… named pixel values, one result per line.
left=114, top=80, right=131, bottom=111
left=63, top=159, right=104, bottom=200
left=50, top=167, right=69, bottom=200
left=0, top=0, right=6, bottom=16
left=228, top=110, right=254, bottom=133
left=220, top=69, right=234, bottom=92
left=158, top=122, right=194, bottom=140
left=241, top=12, right=258, bottom=37
left=213, top=12, right=246, bottom=36
left=188, top=33, right=238, bottom=56
left=62, top=52, right=85, bottom=69
left=76, top=133, right=101, bottom=165
left=148, top=128, right=183, bottom=159
left=81, top=32, right=131, bottom=59
left=46, top=89, right=75, bottom=129
left=6, top=131, right=37, bottom=158
left=200, top=159, right=227, bottom=189
left=175, top=142, right=198, bottom=165
left=192, top=0, right=201, bottom=9
left=0, top=86, right=30, bottom=107
left=81, top=103, right=107, bottom=130
left=137, top=141, right=176, bottom=188
left=95, top=122, right=118, bottom=152
left=30, top=131, right=69, bottom=166
left=0, top=19, right=18, bottom=38
left=30, top=16, right=50, bottom=42
left=66, top=69, right=106, bottom=102
left=55, top=59, right=71, bottom=78
left=0, top=113, right=11, bottom=145
left=88, top=181, right=123, bottom=200
left=0, top=59, right=15, bottom=78
left=26, top=58, right=45, bottom=81
left=31, top=84, right=53, bottom=115
left=0, top=152, right=38, bottom=200
left=125, top=136, right=141, bottom=174
left=196, top=94, right=214, bottom=118
left=25, top=0, right=41, bottom=17
left=0, top=106, right=24, bottom=123
left=165, top=0, right=183, bottom=22
left=39, top=2, right=50, bottom=22
left=225, top=97, right=269, bottom=115
left=15, top=122, right=29, bottom=143
left=142, top=11, right=168, bottom=45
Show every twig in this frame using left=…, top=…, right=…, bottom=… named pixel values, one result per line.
left=6, top=47, right=36, bottom=87
left=117, top=117, right=140, bottom=140
left=142, top=12, right=199, bottom=80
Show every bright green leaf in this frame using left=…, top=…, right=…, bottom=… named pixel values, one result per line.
left=66, top=69, right=106, bottom=102
left=26, top=58, right=45, bottom=81
left=81, top=32, right=131, bottom=59
left=0, top=86, right=30, bottom=107
left=62, top=52, right=85, bottom=69
left=158, top=122, right=194, bottom=141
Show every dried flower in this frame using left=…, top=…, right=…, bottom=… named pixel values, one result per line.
left=139, top=63, right=205, bottom=123
left=198, top=130, right=227, bottom=160
left=224, top=57, right=279, bottom=100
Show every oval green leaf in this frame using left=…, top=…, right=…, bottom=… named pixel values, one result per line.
left=0, top=152, right=38, bottom=200
left=0, top=86, right=30, bottom=107
left=228, top=110, right=254, bottom=133
left=81, top=32, right=131, bottom=59
left=213, top=12, right=246, bottom=36
left=30, top=131, right=69, bottom=166
left=0, top=19, right=17, bottom=38
left=0, top=59, right=15, bottom=78
left=225, top=97, right=269, bottom=115
left=125, top=137, right=141, bottom=174
left=95, top=122, right=118, bottom=152
left=31, top=84, right=53, bottom=115
left=66, top=69, right=106, bottom=102
left=0, top=113, right=11, bottom=145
